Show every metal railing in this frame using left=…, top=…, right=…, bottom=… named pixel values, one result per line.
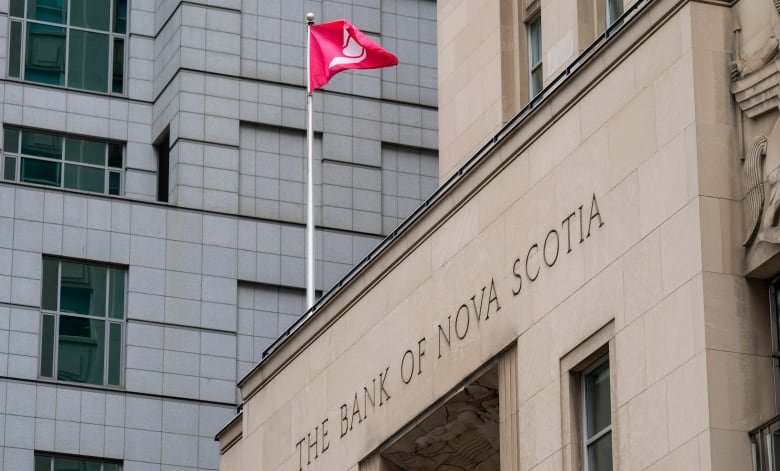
left=752, top=415, right=780, bottom=471
left=240, top=0, right=656, bottom=385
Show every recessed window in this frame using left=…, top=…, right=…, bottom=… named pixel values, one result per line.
left=8, top=0, right=127, bottom=94
left=2, top=126, right=124, bottom=195
left=527, top=16, right=543, bottom=98
left=582, top=357, right=613, bottom=471
left=35, top=453, right=122, bottom=471
left=40, top=257, right=126, bottom=387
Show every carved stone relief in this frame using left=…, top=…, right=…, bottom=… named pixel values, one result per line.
left=731, top=5, right=780, bottom=266
left=381, top=374, right=500, bottom=471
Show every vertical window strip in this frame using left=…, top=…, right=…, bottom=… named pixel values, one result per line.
left=582, top=357, right=613, bottom=471
left=527, top=16, right=543, bottom=98
left=606, top=0, right=624, bottom=26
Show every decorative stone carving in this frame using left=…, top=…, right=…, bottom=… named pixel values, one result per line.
left=382, top=383, right=500, bottom=471
left=730, top=9, right=780, bottom=266
left=743, top=136, right=768, bottom=246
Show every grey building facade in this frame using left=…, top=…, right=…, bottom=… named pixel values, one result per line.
left=0, top=0, right=438, bottom=469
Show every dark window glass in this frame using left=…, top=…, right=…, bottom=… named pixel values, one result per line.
left=27, top=0, right=66, bottom=23
left=607, top=0, right=624, bottom=26
left=584, top=359, right=612, bottom=471
left=25, top=23, right=66, bottom=86
left=585, top=361, right=611, bottom=436
left=20, top=158, right=61, bottom=186
left=4, top=127, right=20, bottom=153
left=68, top=30, right=109, bottom=92
left=108, top=171, right=121, bottom=195
left=3, top=157, right=16, bottom=181
left=57, top=315, right=105, bottom=384
left=113, top=0, right=127, bottom=33
left=108, top=268, right=125, bottom=319
left=59, top=261, right=107, bottom=317
left=40, top=260, right=125, bottom=388
left=112, top=38, right=124, bottom=94
left=9, top=21, right=22, bottom=78
left=34, top=455, right=51, bottom=471
left=108, top=323, right=121, bottom=385
left=588, top=433, right=613, bottom=471
left=21, top=129, right=61, bottom=159
left=528, top=17, right=543, bottom=97
left=64, top=164, right=105, bottom=193
left=108, top=143, right=123, bottom=168
left=66, top=137, right=106, bottom=166
left=529, top=20, right=541, bottom=65
left=70, top=0, right=110, bottom=31
left=10, top=0, right=24, bottom=17
left=53, top=456, right=102, bottom=471
left=42, top=257, right=59, bottom=310
left=37, top=455, right=120, bottom=471
left=40, top=314, right=55, bottom=377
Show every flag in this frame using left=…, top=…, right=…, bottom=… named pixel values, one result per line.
left=309, top=19, right=399, bottom=92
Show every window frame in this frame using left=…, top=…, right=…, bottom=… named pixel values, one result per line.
left=769, top=277, right=780, bottom=412
left=35, top=451, right=123, bottom=471
left=39, top=256, right=127, bottom=388
left=8, top=0, right=128, bottom=95
left=526, top=14, right=543, bottom=98
left=606, top=0, right=624, bottom=28
left=581, top=355, right=613, bottom=471
left=2, top=126, right=125, bottom=196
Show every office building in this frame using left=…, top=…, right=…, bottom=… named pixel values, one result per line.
left=0, top=0, right=438, bottom=469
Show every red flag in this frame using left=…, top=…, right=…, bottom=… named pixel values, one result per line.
left=309, top=19, right=398, bottom=92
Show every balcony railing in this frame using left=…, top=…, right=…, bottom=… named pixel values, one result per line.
left=752, top=414, right=780, bottom=471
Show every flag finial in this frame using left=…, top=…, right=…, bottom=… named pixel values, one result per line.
left=306, top=12, right=315, bottom=25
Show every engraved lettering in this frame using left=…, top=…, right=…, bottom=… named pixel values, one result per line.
left=562, top=211, right=576, bottom=253
left=363, top=379, right=375, bottom=419
left=512, top=258, right=523, bottom=296
left=526, top=243, right=540, bottom=282
left=543, top=229, right=560, bottom=267
left=379, top=367, right=391, bottom=405
left=350, top=393, right=362, bottom=430
left=488, top=278, right=501, bottom=314
left=471, top=286, right=487, bottom=321
left=401, top=350, right=414, bottom=384
left=339, top=404, right=349, bottom=438
left=321, top=419, right=329, bottom=453
left=587, top=193, right=605, bottom=237
left=437, top=316, right=451, bottom=359
left=417, top=337, right=426, bottom=375
left=455, top=303, right=470, bottom=340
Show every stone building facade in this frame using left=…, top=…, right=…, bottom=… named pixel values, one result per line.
left=217, top=0, right=780, bottom=470
left=0, top=0, right=438, bottom=470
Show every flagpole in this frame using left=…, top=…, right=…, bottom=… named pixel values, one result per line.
left=305, top=12, right=315, bottom=310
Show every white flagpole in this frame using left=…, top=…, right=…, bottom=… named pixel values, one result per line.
left=305, top=12, right=315, bottom=310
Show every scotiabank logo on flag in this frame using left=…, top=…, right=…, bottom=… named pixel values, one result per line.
left=309, top=19, right=398, bottom=92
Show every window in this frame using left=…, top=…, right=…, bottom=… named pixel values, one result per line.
left=770, top=279, right=780, bottom=411
left=8, top=0, right=127, bottom=94
left=2, top=126, right=123, bottom=195
left=527, top=15, right=542, bottom=98
left=606, top=0, right=623, bottom=27
left=582, top=357, right=613, bottom=471
left=40, top=257, right=125, bottom=387
left=154, top=129, right=170, bottom=203
left=36, top=453, right=122, bottom=471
